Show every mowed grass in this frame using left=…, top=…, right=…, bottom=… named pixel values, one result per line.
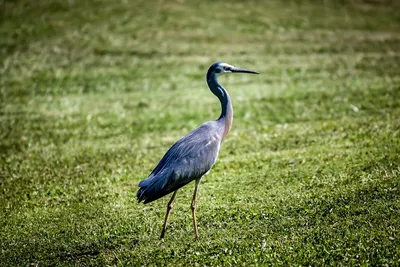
left=1, top=0, right=400, bottom=265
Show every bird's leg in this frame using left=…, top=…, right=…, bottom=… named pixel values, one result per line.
left=160, top=190, right=177, bottom=240
left=191, top=179, right=201, bottom=239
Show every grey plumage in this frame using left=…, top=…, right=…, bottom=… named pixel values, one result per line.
left=137, top=62, right=259, bottom=239
left=137, top=121, right=222, bottom=204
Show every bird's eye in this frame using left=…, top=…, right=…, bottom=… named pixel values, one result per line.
left=215, top=68, right=222, bottom=73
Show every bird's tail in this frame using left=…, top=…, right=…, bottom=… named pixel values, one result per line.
left=137, top=175, right=171, bottom=204
left=136, top=187, right=147, bottom=203
left=137, top=174, right=191, bottom=204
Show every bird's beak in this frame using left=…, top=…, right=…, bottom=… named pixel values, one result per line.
left=231, top=67, right=260, bottom=74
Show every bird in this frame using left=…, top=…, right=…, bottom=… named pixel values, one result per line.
left=137, top=62, right=259, bottom=240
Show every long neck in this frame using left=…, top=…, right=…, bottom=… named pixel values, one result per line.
left=207, top=72, right=233, bottom=138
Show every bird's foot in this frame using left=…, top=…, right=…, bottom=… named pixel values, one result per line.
left=159, top=238, right=166, bottom=249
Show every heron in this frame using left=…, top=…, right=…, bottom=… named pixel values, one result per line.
left=137, top=62, right=259, bottom=239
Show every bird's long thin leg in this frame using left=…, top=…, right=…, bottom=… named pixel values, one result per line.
left=191, top=179, right=201, bottom=239
left=160, top=190, right=178, bottom=240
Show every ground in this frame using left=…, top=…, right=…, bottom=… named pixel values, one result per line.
left=1, top=0, right=399, bottom=265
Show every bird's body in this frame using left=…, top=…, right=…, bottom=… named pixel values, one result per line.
left=137, top=62, right=258, bottom=239
left=137, top=120, right=223, bottom=203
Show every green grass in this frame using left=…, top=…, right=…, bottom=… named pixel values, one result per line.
left=1, top=0, right=400, bottom=265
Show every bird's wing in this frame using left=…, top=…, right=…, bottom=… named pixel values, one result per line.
left=137, top=122, right=222, bottom=203
left=152, top=122, right=221, bottom=181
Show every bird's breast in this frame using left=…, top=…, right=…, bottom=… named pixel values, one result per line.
left=222, top=113, right=233, bottom=138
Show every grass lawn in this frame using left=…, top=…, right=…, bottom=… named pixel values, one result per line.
left=1, top=0, right=400, bottom=265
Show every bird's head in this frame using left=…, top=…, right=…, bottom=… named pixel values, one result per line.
left=211, top=62, right=260, bottom=76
